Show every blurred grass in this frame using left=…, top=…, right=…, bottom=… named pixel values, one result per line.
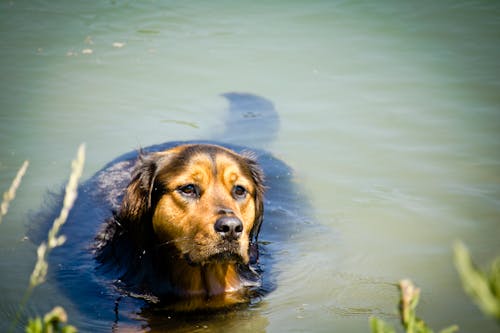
left=1, top=145, right=85, bottom=333
left=0, top=160, right=29, bottom=225
left=453, top=241, right=500, bottom=321
left=25, top=306, right=76, bottom=333
left=371, top=241, right=500, bottom=333
left=370, top=279, right=458, bottom=333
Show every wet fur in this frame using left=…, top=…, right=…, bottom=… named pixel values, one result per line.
left=94, top=144, right=265, bottom=309
left=29, top=94, right=310, bottom=330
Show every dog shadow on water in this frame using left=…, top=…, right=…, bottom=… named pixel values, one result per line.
left=32, top=93, right=314, bottom=332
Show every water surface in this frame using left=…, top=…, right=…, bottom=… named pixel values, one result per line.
left=1, top=1, right=500, bottom=332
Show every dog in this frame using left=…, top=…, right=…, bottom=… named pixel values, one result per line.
left=94, top=143, right=265, bottom=310
left=33, top=93, right=309, bottom=329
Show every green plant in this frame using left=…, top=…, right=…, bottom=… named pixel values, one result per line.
left=370, top=279, right=458, bottom=333
left=25, top=306, right=76, bottom=333
left=370, top=316, right=396, bottom=333
left=453, top=240, right=500, bottom=321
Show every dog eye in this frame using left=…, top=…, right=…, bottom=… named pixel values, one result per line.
left=177, top=184, right=200, bottom=198
left=232, top=185, right=247, bottom=199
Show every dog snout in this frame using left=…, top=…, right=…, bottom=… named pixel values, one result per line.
left=217, top=208, right=234, bottom=216
left=214, top=216, right=243, bottom=240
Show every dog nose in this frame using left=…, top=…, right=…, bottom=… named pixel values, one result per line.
left=214, top=216, right=243, bottom=240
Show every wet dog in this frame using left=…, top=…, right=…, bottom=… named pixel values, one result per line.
left=33, top=93, right=308, bottom=329
left=94, top=144, right=265, bottom=310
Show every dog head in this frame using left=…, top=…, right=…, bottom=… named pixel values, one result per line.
left=118, top=144, right=265, bottom=266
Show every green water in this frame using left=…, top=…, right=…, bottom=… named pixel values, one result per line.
left=1, top=1, right=500, bottom=332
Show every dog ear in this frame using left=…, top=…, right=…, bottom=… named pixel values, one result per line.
left=117, top=152, right=162, bottom=238
left=242, top=153, right=265, bottom=264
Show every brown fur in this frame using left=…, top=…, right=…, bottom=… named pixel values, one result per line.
left=95, top=144, right=265, bottom=309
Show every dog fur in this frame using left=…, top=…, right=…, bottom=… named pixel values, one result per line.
left=94, top=144, right=265, bottom=310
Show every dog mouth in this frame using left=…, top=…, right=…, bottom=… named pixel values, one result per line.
left=184, top=242, right=245, bottom=266
left=206, top=251, right=244, bottom=264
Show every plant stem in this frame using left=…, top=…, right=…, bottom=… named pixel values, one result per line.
left=0, top=160, right=29, bottom=224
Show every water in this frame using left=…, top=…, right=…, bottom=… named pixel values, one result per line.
left=1, top=0, right=500, bottom=332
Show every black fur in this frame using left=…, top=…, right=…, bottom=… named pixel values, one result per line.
left=31, top=94, right=311, bottom=330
